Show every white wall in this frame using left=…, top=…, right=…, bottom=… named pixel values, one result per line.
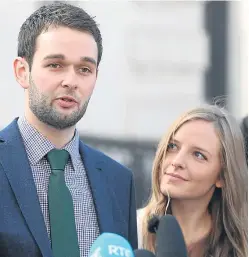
left=0, top=2, right=34, bottom=125
left=227, top=0, right=248, bottom=118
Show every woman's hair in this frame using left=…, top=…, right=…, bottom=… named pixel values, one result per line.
left=141, top=104, right=248, bottom=257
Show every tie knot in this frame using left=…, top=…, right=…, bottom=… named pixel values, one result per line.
left=47, top=149, right=69, bottom=171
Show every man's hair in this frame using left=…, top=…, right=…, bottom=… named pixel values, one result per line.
left=17, top=2, right=103, bottom=69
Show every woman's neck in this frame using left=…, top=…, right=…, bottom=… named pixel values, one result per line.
left=170, top=199, right=212, bottom=246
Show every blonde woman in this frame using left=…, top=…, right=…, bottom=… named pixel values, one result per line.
left=137, top=105, right=247, bottom=257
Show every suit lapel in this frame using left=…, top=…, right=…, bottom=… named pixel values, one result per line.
left=0, top=119, right=52, bottom=257
left=79, top=142, right=125, bottom=235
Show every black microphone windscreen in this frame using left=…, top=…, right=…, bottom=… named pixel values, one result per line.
left=134, top=249, right=155, bottom=257
left=156, top=215, right=188, bottom=257
left=147, top=215, right=160, bottom=233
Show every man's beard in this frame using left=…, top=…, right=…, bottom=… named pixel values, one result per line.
left=28, top=76, right=90, bottom=130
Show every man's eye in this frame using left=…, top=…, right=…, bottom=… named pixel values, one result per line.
left=79, top=67, right=92, bottom=74
left=48, top=63, right=61, bottom=69
left=194, top=151, right=207, bottom=160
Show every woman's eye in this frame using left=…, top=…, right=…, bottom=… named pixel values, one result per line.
left=194, top=151, right=207, bottom=160
left=167, top=143, right=177, bottom=151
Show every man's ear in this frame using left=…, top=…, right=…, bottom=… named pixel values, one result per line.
left=13, top=57, right=30, bottom=89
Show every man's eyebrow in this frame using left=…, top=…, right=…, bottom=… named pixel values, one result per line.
left=43, top=54, right=97, bottom=67
left=80, top=56, right=97, bottom=67
left=43, top=54, right=65, bottom=60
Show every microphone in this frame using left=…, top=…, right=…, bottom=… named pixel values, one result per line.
left=89, top=232, right=134, bottom=257
left=147, top=215, right=160, bottom=234
left=134, top=249, right=155, bottom=257
left=155, top=215, right=188, bottom=257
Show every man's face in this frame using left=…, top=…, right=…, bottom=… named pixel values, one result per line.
left=25, top=26, right=98, bottom=129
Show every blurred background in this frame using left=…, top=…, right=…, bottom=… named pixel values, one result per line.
left=0, top=1, right=248, bottom=208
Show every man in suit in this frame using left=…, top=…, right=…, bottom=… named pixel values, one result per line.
left=0, top=2, right=137, bottom=257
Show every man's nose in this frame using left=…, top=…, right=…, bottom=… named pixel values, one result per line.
left=61, top=67, right=78, bottom=89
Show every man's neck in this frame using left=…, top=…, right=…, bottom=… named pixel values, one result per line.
left=24, top=112, right=76, bottom=149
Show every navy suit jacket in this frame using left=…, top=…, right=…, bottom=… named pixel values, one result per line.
left=0, top=119, right=138, bottom=257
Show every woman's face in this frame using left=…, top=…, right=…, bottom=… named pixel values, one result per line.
left=160, top=120, right=222, bottom=201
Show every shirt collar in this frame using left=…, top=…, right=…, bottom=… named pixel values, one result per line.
left=17, top=116, right=81, bottom=169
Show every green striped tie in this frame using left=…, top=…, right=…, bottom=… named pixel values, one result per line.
left=47, top=149, right=80, bottom=257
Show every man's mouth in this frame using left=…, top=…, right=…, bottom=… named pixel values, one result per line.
left=57, top=96, right=77, bottom=103
left=55, top=96, right=78, bottom=109
left=61, top=98, right=73, bottom=102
